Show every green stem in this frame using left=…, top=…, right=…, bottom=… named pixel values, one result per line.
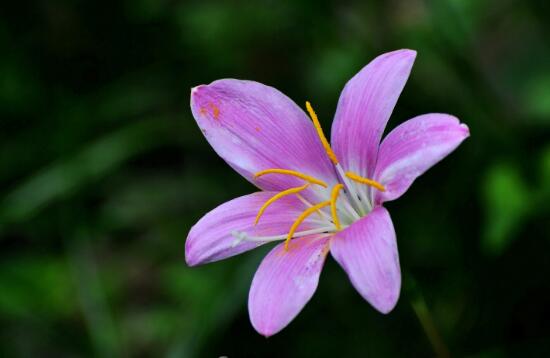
left=407, top=277, right=450, bottom=358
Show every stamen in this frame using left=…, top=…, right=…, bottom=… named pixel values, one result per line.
left=345, top=171, right=386, bottom=192
left=330, top=184, right=344, bottom=230
left=254, top=184, right=310, bottom=225
left=285, top=200, right=331, bottom=251
left=254, top=168, right=327, bottom=188
left=305, top=101, right=339, bottom=165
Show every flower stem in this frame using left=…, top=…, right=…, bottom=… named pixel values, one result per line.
left=407, top=277, right=450, bottom=358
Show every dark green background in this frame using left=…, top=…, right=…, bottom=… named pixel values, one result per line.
left=1, top=0, right=549, bottom=356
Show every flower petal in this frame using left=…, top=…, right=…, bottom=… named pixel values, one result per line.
left=185, top=192, right=312, bottom=266
left=249, top=235, right=330, bottom=337
left=191, top=80, right=337, bottom=192
left=331, top=49, right=416, bottom=176
left=374, top=113, right=470, bottom=203
left=330, top=207, right=400, bottom=314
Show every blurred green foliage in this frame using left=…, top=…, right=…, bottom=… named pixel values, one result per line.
left=1, top=0, right=549, bottom=356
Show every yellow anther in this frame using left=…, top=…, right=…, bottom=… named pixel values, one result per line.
left=345, top=171, right=386, bottom=192
left=285, top=201, right=331, bottom=251
left=330, top=184, right=344, bottom=230
left=305, top=101, right=339, bottom=165
left=254, top=168, right=327, bottom=188
left=254, top=184, right=310, bottom=225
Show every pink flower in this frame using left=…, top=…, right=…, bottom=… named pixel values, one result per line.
left=186, top=49, right=469, bottom=336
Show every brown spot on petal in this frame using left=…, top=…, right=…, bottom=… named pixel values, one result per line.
left=255, top=126, right=261, bottom=132
left=210, top=103, right=220, bottom=120
left=199, top=107, right=207, bottom=116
